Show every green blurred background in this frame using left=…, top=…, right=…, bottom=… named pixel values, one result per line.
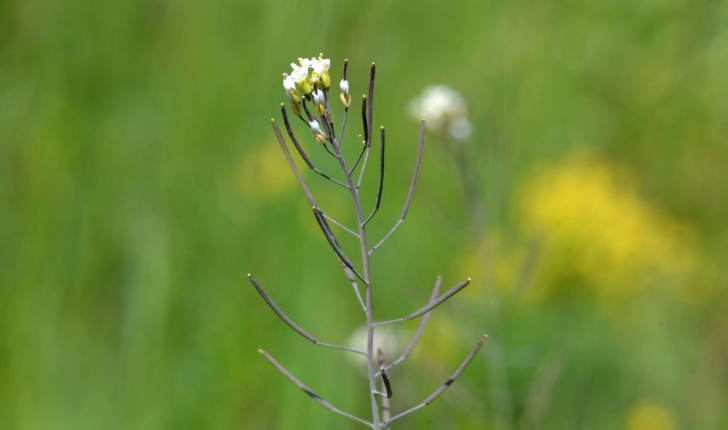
left=2, top=0, right=728, bottom=429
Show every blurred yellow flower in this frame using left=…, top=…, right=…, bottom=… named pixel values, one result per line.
left=237, top=142, right=296, bottom=202
left=626, top=401, right=676, bottom=430
left=517, top=153, right=697, bottom=300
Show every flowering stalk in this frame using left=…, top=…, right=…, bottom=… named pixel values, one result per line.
left=249, top=56, right=486, bottom=429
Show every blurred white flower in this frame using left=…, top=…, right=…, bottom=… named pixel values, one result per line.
left=346, top=325, right=401, bottom=368
left=409, top=85, right=472, bottom=141
left=449, top=117, right=472, bottom=141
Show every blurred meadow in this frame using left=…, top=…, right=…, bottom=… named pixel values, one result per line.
left=2, top=0, right=728, bottom=429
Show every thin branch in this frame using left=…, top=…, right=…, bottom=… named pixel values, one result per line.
left=340, top=107, right=349, bottom=146
left=357, top=148, right=371, bottom=192
left=302, top=99, right=338, bottom=158
left=323, top=143, right=339, bottom=158
left=312, top=207, right=366, bottom=283
left=374, top=278, right=470, bottom=326
left=327, top=98, right=336, bottom=142
left=272, top=118, right=367, bottom=310
left=383, top=335, right=488, bottom=425
left=302, top=97, right=316, bottom=122
left=325, top=89, right=381, bottom=429
left=320, top=114, right=335, bottom=146
left=316, top=209, right=367, bottom=313
left=375, top=276, right=442, bottom=378
left=321, top=211, right=359, bottom=238
left=248, top=275, right=366, bottom=355
left=349, top=143, right=367, bottom=175
left=271, top=120, right=316, bottom=207
left=259, top=349, right=374, bottom=428
left=363, top=126, right=385, bottom=226
left=280, top=104, right=348, bottom=189
left=341, top=260, right=367, bottom=313
left=369, top=120, right=426, bottom=255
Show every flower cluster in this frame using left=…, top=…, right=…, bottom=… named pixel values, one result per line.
left=282, top=53, right=351, bottom=123
left=409, top=85, right=472, bottom=142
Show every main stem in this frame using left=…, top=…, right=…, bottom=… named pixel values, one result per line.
left=330, top=136, right=381, bottom=430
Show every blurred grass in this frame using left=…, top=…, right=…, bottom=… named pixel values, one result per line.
left=1, top=0, right=727, bottom=429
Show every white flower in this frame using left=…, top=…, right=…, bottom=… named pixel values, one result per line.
left=283, top=75, right=296, bottom=92
left=311, top=57, right=330, bottom=76
left=291, top=57, right=311, bottom=73
left=282, top=74, right=301, bottom=103
left=290, top=58, right=312, bottom=94
left=409, top=85, right=470, bottom=141
left=311, top=55, right=331, bottom=88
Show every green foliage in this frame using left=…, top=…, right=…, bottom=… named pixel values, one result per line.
left=1, top=0, right=727, bottom=429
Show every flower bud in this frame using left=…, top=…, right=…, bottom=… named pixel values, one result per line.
left=339, top=79, right=351, bottom=107
left=283, top=74, right=301, bottom=103
left=312, top=89, right=326, bottom=116
left=309, top=121, right=327, bottom=145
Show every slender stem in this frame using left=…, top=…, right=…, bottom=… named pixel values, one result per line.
left=357, top=147, right=371, bottom=191
left=302, top=97, right=316, bottom=122
left=375, top=276, right=441, bottom=378
left=374, top=278, right=470, bottom=326
left=318, top=209, right=367, bottom=313
left=328, top=111, right=381, bottom=429
left=302, top=98, right=338, bottom=159
left=349, top=144, right=367, bottom=175
left=259, top=349, right=374, bottom=428
left=341, top=260, right=367, bottom=313
left=318, top=342, right=367, bottom=356
left=369, top=120, right=426, bottom=255
left=340, top=107, right=349, bottom=146
left=271, top=120, right=316, bottom=207
left=272, top=119, right=368, bottom=311
left=323, top=143, right=339, bottom=159
left=280, top=104, right=348, bottom=189
left=364, top=126, right=386, bottom=226
left=321, top=211, right=360, bottom=238
left=248, top=275, right=366, bottom=355
left=312, top=207, right=366, bottom=282
left=383, top=335, right=488, bottom=425
left=327, top=103, right=336, bottom=144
